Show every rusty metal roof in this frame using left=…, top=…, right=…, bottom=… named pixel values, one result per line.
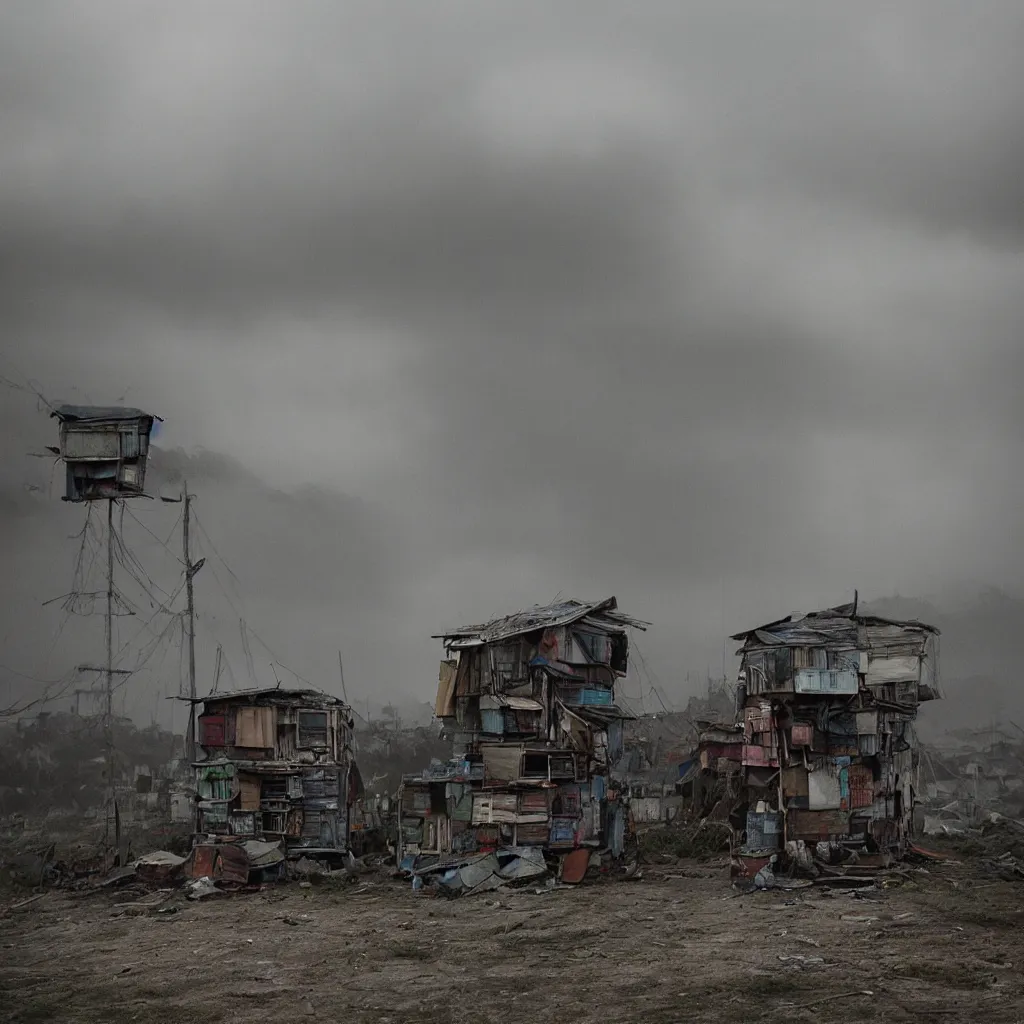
left=435, top=597, right=648, bottom=645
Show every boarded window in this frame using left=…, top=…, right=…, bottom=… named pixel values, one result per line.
left=298, top=711, right=329, bottom=748
left=234, top=706, right=275, bottom=748
left=238, top=774, right=261, bottom=811
left=482, top=744, right=524, bottom=784
left=198, top=714, right=226, bottom=746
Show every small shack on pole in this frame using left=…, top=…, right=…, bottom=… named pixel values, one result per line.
left=51, top=405, right=160, bottom=502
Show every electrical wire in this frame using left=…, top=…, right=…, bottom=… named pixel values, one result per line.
left=192, top=511, right=239, bottom=583
left=122, top=503, right=185, bottom=566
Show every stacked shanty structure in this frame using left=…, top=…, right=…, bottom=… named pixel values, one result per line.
left=190, top=687, right=362, bottom=867
left=730, top=602, right=939, bottom=873
left=398, top=598, right=646, bottom=876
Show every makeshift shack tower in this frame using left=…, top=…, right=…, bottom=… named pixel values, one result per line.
left=399, top=597, right=647, bottom=877
left=730, top=600, right=940, bottom=874
left=51, top=404, right=160, bottom=840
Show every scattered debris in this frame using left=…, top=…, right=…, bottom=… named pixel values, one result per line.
left=186, top=877, right=221, bottom=901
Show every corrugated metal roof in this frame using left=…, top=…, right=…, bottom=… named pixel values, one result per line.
left=183, top=686, right=346, bottom=706
left=732, top=602, right=939, bottom=644
left=52, top=404, right=162, bottom=424
left=435, top=597, right=648, bottom=644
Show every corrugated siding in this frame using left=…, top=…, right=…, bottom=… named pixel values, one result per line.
left=631, top=797, right=664, bottom=823
left=480, top=709, right=505, bottom=734
left=859, top=623, right=927, bottom=658
left=787, top=809, right=850, bottom=841
left=794, top=668, right=859, bottom=694
left=119, top=426, right=141, bottom=459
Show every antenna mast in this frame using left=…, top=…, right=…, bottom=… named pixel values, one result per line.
left=105, top=498, right=115, bottom=800
left=183, top=481, right=198, bottom=763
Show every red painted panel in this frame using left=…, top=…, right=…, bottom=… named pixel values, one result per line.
left=198, top=714, right=225, bottom=746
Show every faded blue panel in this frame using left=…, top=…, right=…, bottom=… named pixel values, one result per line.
left=591, top=775, right=606, bottom=802
left=794, top=668, right=859, bottom=694
left=480, top=709, right=505, bottom=734
left=836, top=756, right=851, bottom=804
left=578, top=688, right=613, bottom=706
left=549, top=818, right=577, bottom=845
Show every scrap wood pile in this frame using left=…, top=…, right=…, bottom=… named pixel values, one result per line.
left=920, top=726, right=1024, bottom=832
left=638, top=818, right=734, bottom=862
left=931, top=815, right=1024, bottom=881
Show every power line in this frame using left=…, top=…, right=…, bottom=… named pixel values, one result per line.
left=122, top=503, right=185, bottom=566
left=192, top=511, right=239, bottom=583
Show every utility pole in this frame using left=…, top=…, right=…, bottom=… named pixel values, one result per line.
left=183, top=481, right=197, bottom=763
left=338, top=651, right=349, bottom=705
left=105, top=497, right=115, bottom=831
left=160, top=482, right=204, bottom=761
left=212, top=644, right=223, bottom=694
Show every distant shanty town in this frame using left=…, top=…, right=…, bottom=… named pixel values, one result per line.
left=3, top=403, right=960, bottom=894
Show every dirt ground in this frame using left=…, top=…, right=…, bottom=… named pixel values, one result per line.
left=3, top=858, right=1024, bottom=1024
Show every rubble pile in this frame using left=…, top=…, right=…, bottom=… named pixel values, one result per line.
left=638, top=817, right=733, bottom=862
left=920, top=726, right=1024, bottom=834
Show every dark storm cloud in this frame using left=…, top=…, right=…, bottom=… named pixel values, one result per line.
left=1, top=1, right=1023, bottom=707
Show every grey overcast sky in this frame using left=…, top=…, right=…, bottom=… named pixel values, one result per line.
left=1, top=2, right=1023, bottom=709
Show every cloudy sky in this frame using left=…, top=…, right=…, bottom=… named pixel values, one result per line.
left=1, top=2, right=1022, bottom=717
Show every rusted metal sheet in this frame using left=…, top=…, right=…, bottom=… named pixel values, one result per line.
left=787, top=809, right=850, bottom=841
left=781, top=766, right=809, bottom=798
left=848, top=763, right=873, bottom=809
left=790, top=723, right=814, bottom=747
left=742, top=744, right=779, bottom=768
left=186, top=843, right=249, bottom=884
left=187, top=844, right=215, bottom=879
left=560, top=848, right=590, bottom=884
